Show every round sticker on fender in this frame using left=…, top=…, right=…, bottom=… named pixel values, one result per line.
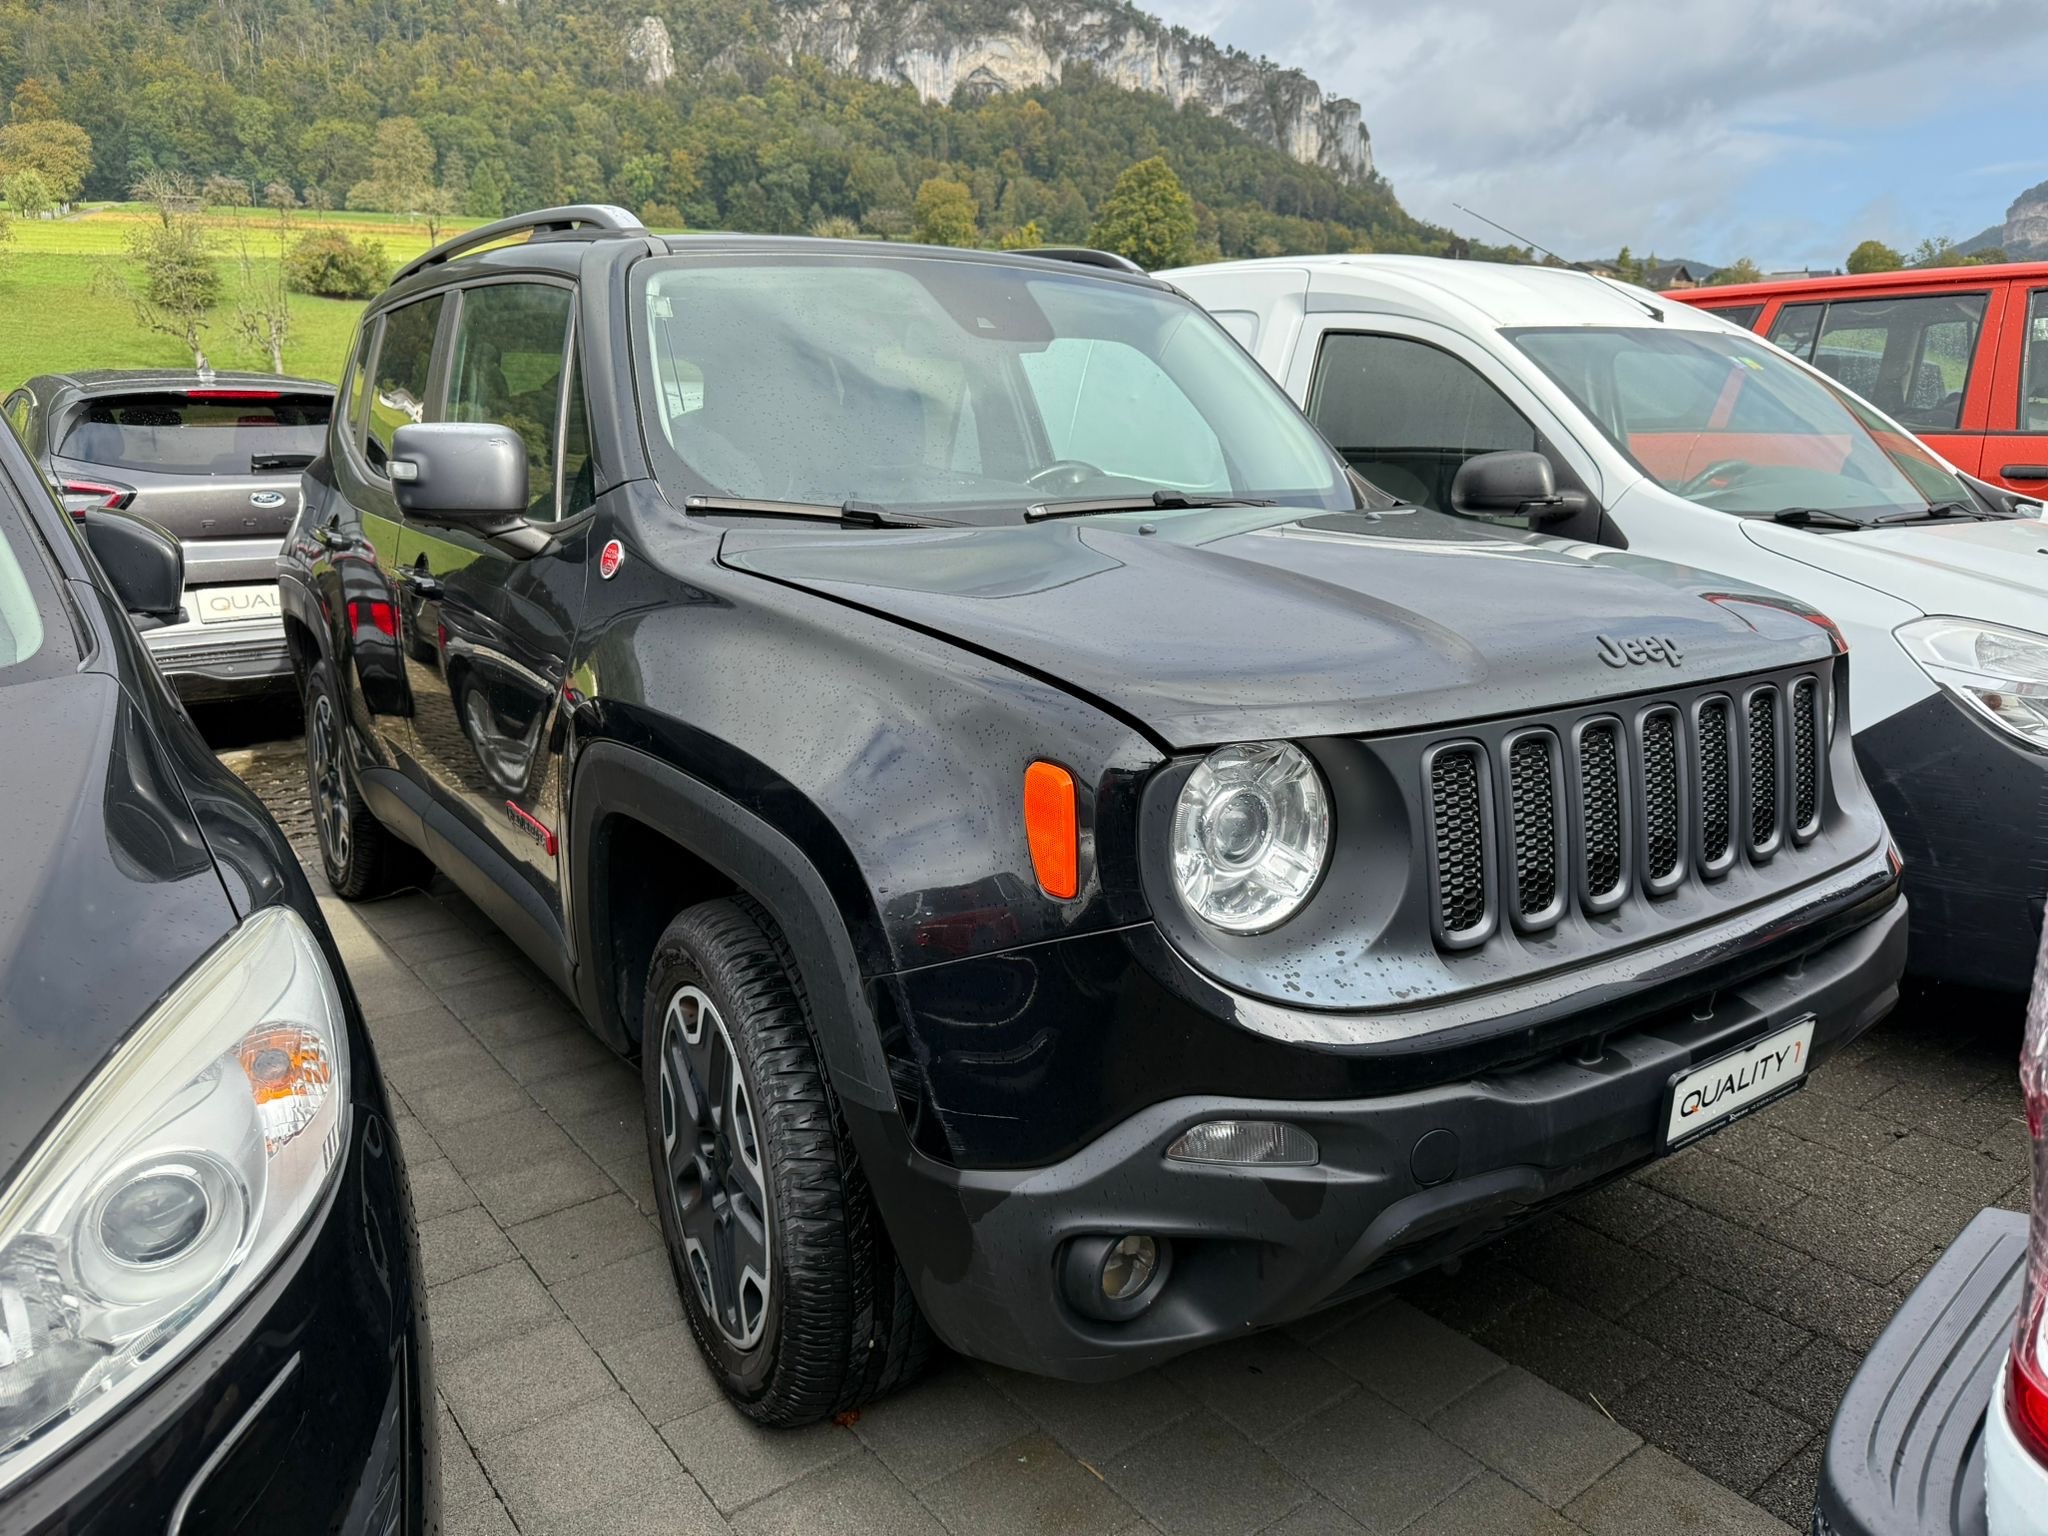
left=599, top=539, right=624, bottom=580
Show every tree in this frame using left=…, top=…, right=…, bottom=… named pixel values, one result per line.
left=1967, top=246, right=2009, bottom=267
left=282, top=229, right=389, bottom=299
left=350, top=117, right=436, bottom=214
left=1089, top=156, right=1197, bottom=270
left=912, top=177, right=978, bottom=247
left=105, top=173, right=221, bottom=368
left=1708, top=257, right=1763, bottom=286
left=0, top=118, right=92, bottom=206
left=1912, top=236, right=1963, bottom=268
left=998, top=219, right=1045, bottom=250
left=3, top=169, right=51, bottom=220
left=8, top=79, right=61, bottom=124
left=203, top=173, right=251, bottom=211
left=466, top=161, right=506, bottom=219
left=231, top=182, right=298, bottom=371
left=1846, top=239, right=1903, bottom=274
left=417, top=183, right=458, bottom=248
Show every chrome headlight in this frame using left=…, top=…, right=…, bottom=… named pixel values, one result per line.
left=0, top=906, right=349, bottom=1488
left=1169, top=741, right=1331, bottom=932
left=1895, top=617, right=2048, bottom=751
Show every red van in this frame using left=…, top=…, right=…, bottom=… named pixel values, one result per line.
left=1678, top=263, right=2048, bottom=494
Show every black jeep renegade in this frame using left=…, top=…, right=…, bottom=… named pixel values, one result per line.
left=280, top=206, right=1908, bottom=1425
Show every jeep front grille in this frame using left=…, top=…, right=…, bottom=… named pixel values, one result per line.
left=1577, top=721, right=1627, bottom=907
left=1506, top=734, right=1561, bottom=921
left=1416, top=670, right=1828, bottom=949
left=1697, top=697, right=1734, bottom=868
left=1427, top=745, right=1490, bottom=943
left=1746, top=686, right=1780, bottom=856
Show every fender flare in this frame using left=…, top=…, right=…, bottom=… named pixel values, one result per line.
left=565, top=740, right=897, bottom=1118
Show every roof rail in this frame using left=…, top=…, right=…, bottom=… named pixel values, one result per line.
left=393, top=204, right=649, bottom=284
left=1013, top=247, right=1148, bottom=276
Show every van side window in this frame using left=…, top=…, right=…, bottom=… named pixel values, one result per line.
left=1307, top=332, right=1539, bottom=512
left=1769, top=295, right=1985, bottom=432
left=1708, top=303, right=1763, bottom=332
left=367, top=295, right=445, bottom=472
left=1767, top=303, right=1824, bottom=359
left=2021, top=291, right=2048, bottom=432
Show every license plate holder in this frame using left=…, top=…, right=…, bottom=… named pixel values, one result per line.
left=190, top=584, right=282, bottom=626
left=1662, top=1014, right=1816, bottom=1150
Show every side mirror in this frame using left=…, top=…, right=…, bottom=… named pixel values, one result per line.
left=389, top=423, right=530, bottom=536
left=84, top=509, right=184, bottom=623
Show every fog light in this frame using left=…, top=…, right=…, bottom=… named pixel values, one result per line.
left=1061, top=1233, right=1172, bottom=1321
left=1167, top=1120, right=1319, bottom=1167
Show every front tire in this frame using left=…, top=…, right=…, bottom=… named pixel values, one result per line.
left=303, top=660, right=431, bottom=900
left=643, top=897, right=930, bottom=1425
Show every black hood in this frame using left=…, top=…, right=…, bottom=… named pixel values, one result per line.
left=720, top=507, right=1838, bottom=748
left=0, top=669, right=234, bottom=1186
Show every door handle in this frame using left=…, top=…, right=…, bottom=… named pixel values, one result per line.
left=1999, top=464, right=2048, bottom=481
left=395, top=568, right=442, bottom=600
left=311, top=521, right=361, bottom=551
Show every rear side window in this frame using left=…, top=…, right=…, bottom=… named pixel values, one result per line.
left=60, top=390, right=330, bottom=475
left=1307, top=332, right=1539, bottom=512
left=1767, top=293, right=1987, bottom=432
left=367, top=295, right=444, bottom=471
left=338, top=322, right=375, bottom=455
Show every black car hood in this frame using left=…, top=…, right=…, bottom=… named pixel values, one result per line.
left=720, top=507, right=1838, bottom=748
left=0, top=669, right=232, bottom=1186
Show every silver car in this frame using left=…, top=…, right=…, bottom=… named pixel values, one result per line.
left=3, top=369, right=334, bottom=701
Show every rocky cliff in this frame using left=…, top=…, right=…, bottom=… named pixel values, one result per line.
left=1960, top=179, right=2048, bottom=259
left=625, top=1, right=1372, bottom=185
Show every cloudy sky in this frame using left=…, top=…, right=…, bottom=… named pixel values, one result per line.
left=1140, top=0, right=2048, bottom=270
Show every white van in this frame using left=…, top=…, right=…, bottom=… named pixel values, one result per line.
left=1167, top=256, right=2048, bottom=990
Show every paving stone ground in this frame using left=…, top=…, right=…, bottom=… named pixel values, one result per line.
left=214, top=714, right=2030, bottom=1536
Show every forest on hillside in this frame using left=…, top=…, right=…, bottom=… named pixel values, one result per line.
left=0, top=0, right=1483, bottom=259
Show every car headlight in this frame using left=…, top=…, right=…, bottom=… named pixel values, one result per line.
left=1170, top=741, right=1331, bottom=932
left=1895, top=617, right=2048, bottom=751
left=0, top=906, right=348, bottom=1488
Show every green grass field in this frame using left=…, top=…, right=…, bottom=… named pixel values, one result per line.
left=0, top=206, right=491, bottom=389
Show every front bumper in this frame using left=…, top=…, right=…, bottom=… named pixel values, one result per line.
left=1859, top=691, right=2048, bottom=992
left=1814, top=1207, right=2034, bottom=1536
left=0, top=1098, right=434, bottom=1533
left=889, top=893, right=1905, bottom=1380
left=142, top=614, right=293, bottom=703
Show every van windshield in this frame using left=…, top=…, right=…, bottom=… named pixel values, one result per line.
left=1508, top=326, right=1968, bottom=522
left=632, top=252, right=1351, bottom=517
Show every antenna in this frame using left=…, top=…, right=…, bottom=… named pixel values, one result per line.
left=1454, top=204, right=1562, bottom=264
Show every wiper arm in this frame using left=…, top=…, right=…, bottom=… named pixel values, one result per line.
left=251, top=452, right=315, bottom=472
left=1769, top=506, right=1868, bottom=529
left=683, top=494, right=922, bottom=528
left=1027, top=490, right=1277, bottom=522
left=1874, top=499, right=1984, bottom=524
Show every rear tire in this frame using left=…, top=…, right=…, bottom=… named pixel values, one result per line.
left=643, top=896, right=931, bottom=1425
left=303, top=660, right=431, bottom=900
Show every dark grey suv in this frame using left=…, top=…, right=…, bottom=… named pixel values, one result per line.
left=5, top=369, right=333, bottom=701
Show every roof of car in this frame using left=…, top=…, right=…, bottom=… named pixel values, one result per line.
left=1162, top=254, right=1735, bottom=333
left=20, top=368, right=335, bottom=398
left=1677, top=260, right=2048, bottom=305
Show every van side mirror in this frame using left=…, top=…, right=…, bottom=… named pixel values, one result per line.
left=389, top=423, right=530, bottom=536
left=84, top=509, right=184, bottom=622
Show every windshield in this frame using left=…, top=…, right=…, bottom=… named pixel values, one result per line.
left=633, top=252, right=1350, bottom=516
left=1508, top=326, right=1967, bottom=520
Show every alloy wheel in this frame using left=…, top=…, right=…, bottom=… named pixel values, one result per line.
left=309, top=692, right=351, bottom=869
left=658, top=985, right=771, bottom=1350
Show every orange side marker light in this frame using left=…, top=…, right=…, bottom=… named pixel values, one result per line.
left=1023, top=761, right=1079, bottom=899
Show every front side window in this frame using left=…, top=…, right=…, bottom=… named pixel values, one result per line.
left=367, top=295, right=444, bottom=472
left=2021, top=291, right=2048, bottom=432
left=1307, top=332, right=1539, bottom=512
left=1767, top=293, right=1986, bottom=432
left=445, top=282, right=572, bottom=520
left=632, top=253, right=1347, bottom=516
left=1512, top=325, right=1967, bottom=521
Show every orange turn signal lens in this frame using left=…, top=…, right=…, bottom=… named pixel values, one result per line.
left=1023, top=761, right=1079, bottom=899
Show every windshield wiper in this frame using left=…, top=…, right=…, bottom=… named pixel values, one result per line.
left=250, top=451, right=316, bottom=472
left=682, top=494, right=923, bottom=528
left=1026, top=490, right=1278, bottom=522
left=1768, top=507, right=1869, bottom=530
left=1874, top=499, right=1986, bottom=525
